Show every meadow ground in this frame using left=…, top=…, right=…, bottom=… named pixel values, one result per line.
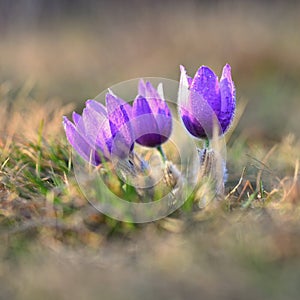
left=0, top=1, right=300, bottom=299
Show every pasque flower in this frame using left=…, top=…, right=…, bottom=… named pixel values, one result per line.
left=178, top=64, right=235, bottom=139
left=63, top=81, right=172, bottom=165
left=63, top=91, right=134, bottom=165
left=132, top=80, right=172, bottom=147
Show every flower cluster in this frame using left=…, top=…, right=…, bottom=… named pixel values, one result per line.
left=63, top=64, right=236, bottom=183
left=63, top=80, right=172, bottom=165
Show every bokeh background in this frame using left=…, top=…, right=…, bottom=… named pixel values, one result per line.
left=1, top=0, right=300, bottom=141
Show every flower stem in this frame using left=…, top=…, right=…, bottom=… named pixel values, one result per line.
left=204, top=138, right=210, bottom=148
left=157, top=145, right=167, bottom=163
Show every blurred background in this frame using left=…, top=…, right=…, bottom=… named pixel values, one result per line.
left=0, top=0, right=300, bottom=140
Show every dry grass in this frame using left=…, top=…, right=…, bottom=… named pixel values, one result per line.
left=0, top=78, right=299, bottom=299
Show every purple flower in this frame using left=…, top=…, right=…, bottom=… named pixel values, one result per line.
left=63, top=91, right=134, bottom=165
left=178, top=64, right=235, bottom=139
left=132, top=80, right=172, bottom=147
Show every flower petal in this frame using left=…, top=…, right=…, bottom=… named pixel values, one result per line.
left=180, top=88, right=221, bottom=138
left=82, top=106, right=111, bottom=160
left=219, top=64, right=236, bottom=133
left=82, top=107, right=100, bottom=144
left=106, top=91, right=131, bottom=136
left=105, top=91, right=134, bottom=158
left=138, top=79, right=161, bottom=101
left=63, top=116, right=99, bottom=165
left=138, top=79, right=147, bottom=98
left=72, top=112, right=81, bottom=125
left=141, top=81, right=171, bottom=119
left=180, top=107, right=206, bottom=138
left=95, top=127, right=113, bottom=160
left=86, top=99, right=107, bottom=116
left=190, top=66, right=221, bottom=116
left=145, top=81, right=160, bottom=99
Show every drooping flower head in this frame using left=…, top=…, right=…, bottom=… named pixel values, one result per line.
left=132, top=80, right=172, bottom=147
left=63, top=91, right=134, bottom=165
left=178, top=64, right=235, bottom=139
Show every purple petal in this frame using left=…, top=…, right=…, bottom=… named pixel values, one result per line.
left=145, top=81, right=160, bottom=99
left=86, top=99, right=107, bottom=116
left=180, top=107, right=206, bottom=138
left=105, top=91, right=132, bottom=136
left=133, top=95, right=154, bottom=115
left=138, top=79, right=161, bottom=101
left=72, top=112, right=81, bottom=125
left=85, top=99, right=112, bottom=157
left=134, top=117, right=170, bottom=147
left=190, top=66, right=221, bottom=116
left=82, top=107, right=101, bottom=144
left=81, top=106, right=111, bottom=160
left=63, top=116, right=99, bottom=165
left=105, top=91, right=134, bottom=158
left=138, top=79, right=147, bottom=97
left=152, top=100, right=172, bottom=143
left=140, top=81, right=171, bottom=117
left=95, top=127, right=113, bottom=160
left=148, top=97, right=170, bottom=117
left=219, top=64, right=236, bottom=133
left=179, top=88, right=222, bottom=138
